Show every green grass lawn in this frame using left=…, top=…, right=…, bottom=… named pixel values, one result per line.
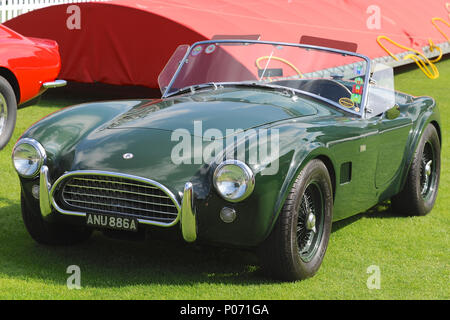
left=0, top=61, right=449, bottom=300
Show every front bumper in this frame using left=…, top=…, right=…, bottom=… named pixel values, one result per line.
left=39, top=166, right=198, bottom=243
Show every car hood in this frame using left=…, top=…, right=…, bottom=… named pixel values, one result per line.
left=71, top=128, right=215, bottom=196
left=105, top=87, right=318, bottom=136
left=43, top=88, right=321, bottom=194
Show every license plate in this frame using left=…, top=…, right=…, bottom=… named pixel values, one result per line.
left=86, top=213, right=138, bottom=232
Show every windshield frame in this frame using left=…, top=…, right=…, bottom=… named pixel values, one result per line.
left=161, top=40, right=372, bottom=118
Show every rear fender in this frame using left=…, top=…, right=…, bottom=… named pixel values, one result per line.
left=397, top=97, right=440, bottom=192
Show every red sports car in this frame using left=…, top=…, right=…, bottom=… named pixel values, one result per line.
left=0, top=24, right=65, bottom=150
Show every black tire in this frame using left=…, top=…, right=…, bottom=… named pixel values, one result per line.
left=258, top=159, right=333, bottom=281
left=391, top=124, right=441, bottom=216
left=0, top=75, right=17, bottom=150
left=21, top=193, right=92, bottom=245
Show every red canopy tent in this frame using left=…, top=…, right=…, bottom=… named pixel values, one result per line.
left=4, top=0, right=450, bottom=88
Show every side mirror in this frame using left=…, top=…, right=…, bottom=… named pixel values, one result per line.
left=384, top=105, right=400, bottom=120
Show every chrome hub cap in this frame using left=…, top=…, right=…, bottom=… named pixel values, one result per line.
left=0, top=93, right=7, bottom=136
left=425, top=160, right=432, bottom=177
left=420, top=142, right=435, bottom=198
left=306, top=212, right=316, bottom=233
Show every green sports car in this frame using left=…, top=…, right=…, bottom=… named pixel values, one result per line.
left=12, top=40, right=441, bottom=281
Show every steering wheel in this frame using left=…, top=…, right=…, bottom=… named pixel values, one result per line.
left=299, top=79, right=352, bottom=101
left=255, top=56, right=303, bottom=79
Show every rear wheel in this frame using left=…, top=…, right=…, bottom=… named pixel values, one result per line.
left=0, top=76, right=17, bottom=150
left=21, top=193, right=92, bottom=246
left=258, top=159, right=333, bottom=281
left=391, top=124, right=440, bottom=216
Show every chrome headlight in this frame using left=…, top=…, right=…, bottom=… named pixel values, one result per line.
left=12, top=138, right=46, bottom=178
left=213, top=160, right=255, bottom=202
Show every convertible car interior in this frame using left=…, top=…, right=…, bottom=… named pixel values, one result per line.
left=271, top=79, right=352, bottom=102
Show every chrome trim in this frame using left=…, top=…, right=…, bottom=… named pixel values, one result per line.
left=379, top=122, right=412, bottom=134
left=325, top=131, right=379, bottom=147
left=220, top=207, right=237, bottom=223
left=181, top=182, right=197, bottom=242
left=39, top=166, right=52, bottom=218
left=162, top=46, right=192, bottom=98
left=42, top=80, right=67, bottom=89
left=12, top=138, right=47, bottom=178
left=49, top=170, right=181, bottom=227
left=213, top=159, right=255, bottom=203
left=122, top=153, right=134, bottom=160
left=62, top=190, right=176, bottom=209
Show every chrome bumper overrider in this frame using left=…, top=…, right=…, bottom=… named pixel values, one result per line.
left=181, top=182, right=197, bottom=242
left=38, top=166, right=198, bottom=242
left=39, top=166, right=52, bottom=218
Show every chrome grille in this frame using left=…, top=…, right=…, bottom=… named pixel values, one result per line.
left=56, top=174, right=179, bottom=223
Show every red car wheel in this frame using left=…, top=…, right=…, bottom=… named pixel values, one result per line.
left=0, top=76, right=17, bottom=150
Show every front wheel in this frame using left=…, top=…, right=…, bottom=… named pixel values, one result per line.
left=0, top=75, right=17, bottom=150
left=258, top=159, right=333, bottom=281
left=391, top=124, right=441, bottom=216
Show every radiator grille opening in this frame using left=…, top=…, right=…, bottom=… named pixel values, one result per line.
left=56, top=174, right=179, bottom=223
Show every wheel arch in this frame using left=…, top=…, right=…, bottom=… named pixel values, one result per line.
left=430, top=120, right=441, bottom=146
left=280, top=147, right=337, bottom=214
left=290, top=150, right=337, bottom=202
left=263, top=147, right=336, bottom=243
left=396, top=107, right=441, bottom=196
left=0, top=67, right=20, bottom=103
left=314, top=154, right=336, bottom=201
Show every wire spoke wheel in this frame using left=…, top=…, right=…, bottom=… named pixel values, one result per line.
left=297, top=182, right=324, bottom=263
left=420, top=141, right=436, bottom=200
left=258, top=159, right=332, bottom=281
left=391, top=124, right=440, bottom=216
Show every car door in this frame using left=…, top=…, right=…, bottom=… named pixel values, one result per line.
left=365, top=63, right=413, bottom=188
left=328, top=117, right=381, bottom=220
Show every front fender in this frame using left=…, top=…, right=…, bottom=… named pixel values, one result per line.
left=261, top=144, right=334, bottom=244
left=195, top=124, right=335, bottom=248
left=18, top=100, right=150, bottom=181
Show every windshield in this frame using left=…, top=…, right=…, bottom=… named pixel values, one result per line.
left=159, top=40, right=371, bottom=116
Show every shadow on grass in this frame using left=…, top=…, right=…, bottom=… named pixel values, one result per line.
left=0, top=197, right=408, bottom=288
left=0, top=200, right=275, bottom=288
left=332, top=200, right=406, bottom=233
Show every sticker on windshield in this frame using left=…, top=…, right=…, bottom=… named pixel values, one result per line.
left=351, top=93, right=362, bottom=104
left=352, top=85, right=363, bottom=95
left=191, top=46, right=203, bottom=56
left=355, top=77, right=364, bottom=85
left=205, top=44, right=216, bottom=54
left=339, top=97, right=355, bottom=108
left=355, top=65, right=363, bottom=76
